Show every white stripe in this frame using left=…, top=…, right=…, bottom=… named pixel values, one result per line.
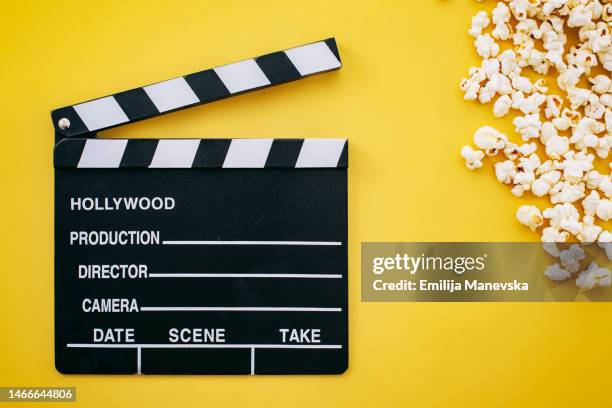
left=284, top=42, right=341, bottom=76
left=143, top=77, right=200, bottom=113
left=162, top=240, right=341, bottom=246
left=214, top=59, right=271, bottom=94
left=149, top=139, right=200, bottom=168
left=67, top=343, right=342, bottom=349
left=140, top=307, right=341, bottom=312
left=149, top=273, right=342, bottom=279
left=73, top=96, right=129, bottom=131
left=136, top=346, right=141, bottom=375
left=295, top=139, right=346, bottom=168
left=222, top=139, right=273, bottom=168
left=77, top=139, right=128, bottom=168
left=251, top=348, right=255, bottom=375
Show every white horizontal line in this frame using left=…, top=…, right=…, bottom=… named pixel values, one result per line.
left=148, top=273, right=342, bottom=279
left=140, top=306, right=342, bottom=312
left=162, top=240, right=342, bottom=246
left=67, top=343, right=342, bottom=350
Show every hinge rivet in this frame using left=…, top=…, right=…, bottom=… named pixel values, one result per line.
left=58, top=118, right=71, bottom=130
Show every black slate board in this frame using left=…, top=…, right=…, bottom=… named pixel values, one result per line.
left=54, top=139, right=348, bottom=374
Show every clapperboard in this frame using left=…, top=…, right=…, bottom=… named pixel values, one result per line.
left=52, top=38, right=348, bottom=375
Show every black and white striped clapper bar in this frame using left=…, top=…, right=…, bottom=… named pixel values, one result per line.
left=52, top=38, right=347, bottom=375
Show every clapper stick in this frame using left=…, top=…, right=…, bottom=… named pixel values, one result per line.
left=53, top=38, right=348, bottom=375
left=51, top=38, right=341, bottom=141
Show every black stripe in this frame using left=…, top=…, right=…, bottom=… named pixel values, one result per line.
left=265, top=139, right=304, bottom=168
left=324, top=38, right=341, bottom=63
left=256, top=52, right=302, bottom=83
left=192, top=139, right=232, bottom=168
left=184, top=69, right=230, bottom=103
left=51, top=106, right=90, bottom=139
left=114, top=88, right=160, bottom=120
left=337, top=141, right=348, bottom=168
left=53, top=138, right=87, bottom=167
left=119, top=139, right=159, bottom=167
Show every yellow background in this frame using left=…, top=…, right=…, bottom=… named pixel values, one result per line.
left=1, top=0, right=610, bottom=406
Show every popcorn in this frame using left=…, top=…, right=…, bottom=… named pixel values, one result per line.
left=545, top=135, right=570, bottom=158
left=493, top=22, right=512, bottom=41
left=561, top=108, right=582, bottom=127
left=511, top=90, right=526, bottom=109
left=514, top=169, right=535, bottom=189
left=589, top=75, right=612, bottom=94
left=536, top=159, right=553, bottom=175
left=511, top=184, right=526, bottom=197
left=518, top=142, right=537, bottom=156
left=567, top=87, right=593, bottom=110
left=495, top=160, right=516, bottom=184
left=586, top=22, right=611, bottom=53
left=567, top=46, right=598, bottom=75
left=542, top=0, right=568, bottom=17
left=511, top=74, right=533, bottom=94
left=567, top=4, right=594, bottom=28
left=576, top=262, right=611, bottom=290
left=544, top=203, right=580, bottom=229
left=460, top=68, right=486, bottom=101
left=559, top=213, right=583, bottom=235
left=499, top=49, right=520, bottom=76
left=550, top=181, right=585, bottom=204
left=582, top=190, right=601, bottom=216
left=552, top=116, right=571, bottom=131
left=606, top=109, right=612, bottom=129
left=584, top=170, right=605, bottom=189
left=541, top=226, right=569, bottom=242
left=473, top=126, right=508, bottom=155
left=544, top=95, right=563, bottom=119
left=514, top=114, right=542, bottom=140
left=540, top=121, right=558, bottom=144
left=543, top=242, right=561, bottom=257
left=544, top=263, right=571, bottom=281
left=475, top=34, right=500, bottom=59
left=533, top=79, right=548, bottom=94
left=600, top=175, right=612, bottom=198
left=493, top=94, right=513, bottom=117
left=557, top=66, right=584, bottom=91
left=503, top=142, right=521, bottom=160
left=596, top=198, right=612, bottom=221
left=532, top=170, right=561, bottom=196
left=578, top=215, right=602, bottom=242
left=558, top=150, right=594, bottom=183
left=478, top=83, right=497, bottom=103
left=509, top=0, right=540, bottom=21
left=461, top=146, right=485, bottom=170
left=584, top=98, right=606, bottom=120
left=469, top=11, right=490, bottom=38
left=603, top=4, right=612, bottom=22
left=598, top=231, right=612, bottom=260
left=601, top=47, right=612, bottom=71
left=571, top=118, right=605, bottom=150
left=481, top=58, right=500, bottom=79
left=516, top=205, right=544, bottom=231
left=492, top=2, right=511, bottom=24
left=558, top=244, right=585, bottom=273
left=517, top=92, right=547, bottom=114
left=595, top=135, right=610, bottom=158
left=488, top=73, right=513, bottom=95
left=461, top=2, right=612, bottom=254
